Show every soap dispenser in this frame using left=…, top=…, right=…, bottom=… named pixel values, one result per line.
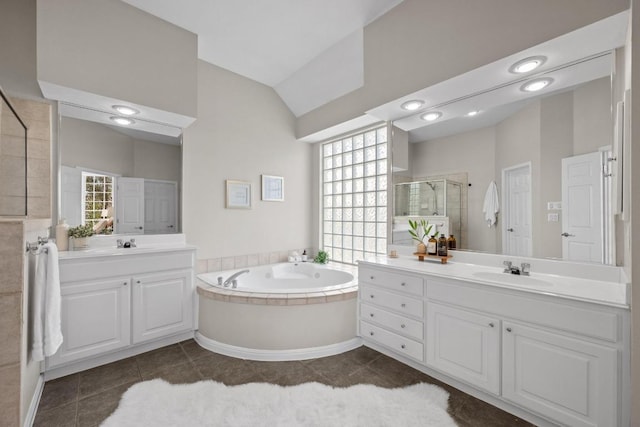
left=427, top=235, right=438, bottom=255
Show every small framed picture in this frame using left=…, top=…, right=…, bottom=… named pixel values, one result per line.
left=262, top=175, right=284, bottom=202
left=226, top=180, right=252, bottom=209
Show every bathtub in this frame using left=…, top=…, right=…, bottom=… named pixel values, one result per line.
left=196, top=262, right=360, bottom=361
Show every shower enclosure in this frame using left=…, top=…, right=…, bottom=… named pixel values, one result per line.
left=393, top=179, right=463, bottom=247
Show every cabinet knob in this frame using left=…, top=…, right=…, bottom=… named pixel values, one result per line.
left=370, top=276, right=375, bottom=280
left=506, top=327, right=512, bottom=332
left=370, top=294, right=374, bottom=299
left=400, top=282, right=406, bottom=287
left=489, top=322, right=494, bottom=328
left=401, top=324, right=406, bottom=328
left=123, top=282, right=128, bottom=286
left=370, top=313, right=374, bottom=317
left=401, top=303, right=406, bottom=308
left=401, top=344, right=406, bottom=349
left=370, top=331, right=374, bottom=336
left=136, top=280, right=141, bottom=284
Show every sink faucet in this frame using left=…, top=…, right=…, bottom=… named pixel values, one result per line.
left=503, top=260, right=521, bottom=275
left=223, top=269, right=249, bottom=287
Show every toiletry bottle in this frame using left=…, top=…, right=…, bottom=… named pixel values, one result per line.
left=55, top=219, right=69, bottom=251
left=427, top=235, right=437, bottom=255
left=302, top=250, right=308, bottom=262
left=447, top=234, right=456, bottom=249
left=437, top=234, right=448, bottom=256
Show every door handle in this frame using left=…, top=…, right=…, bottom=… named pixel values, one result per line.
left=560, top=232, right=575, bottom=237
left=507, top=228, right=514, bottom=232
left=136, top=226, right=144, bottom=230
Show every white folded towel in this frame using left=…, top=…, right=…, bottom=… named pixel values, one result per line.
left=32, top=242, right=63, bottom=362
left=483, top=181, right=500, bottom=227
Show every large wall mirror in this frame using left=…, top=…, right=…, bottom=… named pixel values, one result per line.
left=59, top=104, right=182, bottom=235
left=384, top=11, right=629, bottom=266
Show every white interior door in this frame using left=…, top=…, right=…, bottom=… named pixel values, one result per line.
left=144, top=180, right=178, bottom=234
left=561, top=152, right=603, bottom=263
left=502, top=163, right=532, bottom=257
left=116, top=177, right=145, bottom=234
left=61, top=166, right=82, bottom=227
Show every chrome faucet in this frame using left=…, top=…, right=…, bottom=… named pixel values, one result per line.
left=503, top=260, right=521, bottom=275
left=520, top=263, right=531, bottom=276
left=223, top=269, right=249, bottom=287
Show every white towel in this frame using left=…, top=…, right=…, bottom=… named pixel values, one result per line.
left=483, top=181, right=500, bottom=227
left=32, top=242, right=63, bottom=362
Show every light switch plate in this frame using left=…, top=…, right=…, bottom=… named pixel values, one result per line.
left=547, top=213, right=559, bottom=222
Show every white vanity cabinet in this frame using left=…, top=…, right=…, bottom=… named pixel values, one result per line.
left=357, top=262, right=628, bottom=427
left=48, top=248, right=195, bottom=377
left=358, top=266, right=425, bottom=362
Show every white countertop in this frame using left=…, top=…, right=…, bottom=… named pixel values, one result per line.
left=360, top=256, right=629, bottom=309
left=58, top=244, right=197, bottom=260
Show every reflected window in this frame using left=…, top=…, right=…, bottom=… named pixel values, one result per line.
left=83, top=172, right=114, bottom=234
left=321, top=126, right=388, bottom=264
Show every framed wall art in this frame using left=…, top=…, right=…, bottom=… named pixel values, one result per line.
left=226, top=180, right=251, bottom=209
left=261, top=175, right=284, bottom=202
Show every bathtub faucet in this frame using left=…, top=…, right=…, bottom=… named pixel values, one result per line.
left=223, top=269, right=249, bottom=287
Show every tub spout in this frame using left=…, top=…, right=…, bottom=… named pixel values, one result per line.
left=223, top=269, right=249, bottom=287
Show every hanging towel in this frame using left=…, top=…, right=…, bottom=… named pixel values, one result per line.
left=32, top=242, right=63, bottom=362
left=483, top=181, right=500, bottom=227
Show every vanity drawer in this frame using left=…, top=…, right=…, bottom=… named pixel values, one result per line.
left=359, top=267, right=424, bottom=296
left=361, top=303, right=423, bottom=341
left=360, top=285, right=423, bottom=318
left=360, top=320, right=424, bottom=362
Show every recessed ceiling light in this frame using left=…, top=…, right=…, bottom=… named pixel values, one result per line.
left=420, top=111, right=442, bottom=122
left=401, top=100, right=425, bottom=111
left=466, top=110, right=480, bottom=117
left=110, top=116, right=135, bottom=126
left=509, top=56, right=547, bottom=74
left=112, top=105, right=140, bottom=116
left=520, top=77, right=554, bottom=93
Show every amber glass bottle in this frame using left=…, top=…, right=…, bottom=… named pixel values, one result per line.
left=447, top=234, right=457, bottom=249
left=427, top=235, right=438, bottom=255
left=437, top=234, right=448, bottom=256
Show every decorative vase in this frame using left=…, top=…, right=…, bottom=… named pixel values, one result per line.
left=72, top=237, right=89, bottom=250
left=417, top=242, right=427, bottom=254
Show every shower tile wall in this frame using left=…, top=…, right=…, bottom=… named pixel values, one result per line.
left=197, top=248, right=315, bottom=274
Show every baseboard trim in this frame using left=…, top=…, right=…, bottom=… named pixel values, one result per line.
left=24, top=374, right=44, bottom=427
left=195, top=332, right=363, bottom=361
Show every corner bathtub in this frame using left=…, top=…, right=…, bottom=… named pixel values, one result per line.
left=196, top=263, right=359, bottom=361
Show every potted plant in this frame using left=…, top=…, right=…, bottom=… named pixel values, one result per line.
left=408, top=218, right=438, bottom=254
left=67, top=224, right=95, bottom=250
left=314, top=250, right=329, bottom=264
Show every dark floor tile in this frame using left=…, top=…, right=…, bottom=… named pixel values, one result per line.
left=304, top=352, right=365, bottom=381
left=135, top=343, right=190, bottom=377
left=452, top=393, right=535, bottom=427
left=338, top=345, right=383, bottom=365
left=142, top=361, right=204, bottom=384
left=249, top=360, right=326, bottom=386
left=37, top=373, right=79, bottom=412
left=78, top=357, right=141, bottom=398
left=367, top=353, right=432, bottom=387
left=77, top=381, right=137, bottom=427
left=180, top=339, right=213, bottom=361
left=329, top=365, right=397, bottom=388
left=192, top=353, right=263, bottom=385
left=33, top=401, right=77, bottom=427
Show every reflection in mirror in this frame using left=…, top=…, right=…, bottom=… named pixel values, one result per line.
left=0, top=87, right=27, bottom=216
left=59, top=114, right=182, bottom=235
left=383, top=8, right=630, bottom=266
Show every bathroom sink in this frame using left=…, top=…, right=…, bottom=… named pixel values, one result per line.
left=472, top=271, right=553, bottom=287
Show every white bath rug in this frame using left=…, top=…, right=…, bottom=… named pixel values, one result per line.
left=101, top=380, right=457, bottom=426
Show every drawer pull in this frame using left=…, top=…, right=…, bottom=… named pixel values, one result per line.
left=370, top=276, right=375, bottom=280
left=506, top=327, right=512, bottom=333
left=370, top=313, right=374, bottom=317
left=370, top=295, right=375, bottom=299
left=123, top=282, right=128, bottom=286
left=400, top=282, right=406, bottom=287
left=401, top=303, right=406, bottom=308
left=401, top=324, right=406, bottom=328
left=489, top=322, right=494, bottom=328
left=401, top=344, right=406, bottom=349
left=136, top=280, right=141, bottom=284
left=370, top=331, right=374, bottom=336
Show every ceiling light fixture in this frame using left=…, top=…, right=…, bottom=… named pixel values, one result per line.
left=110, top=116, right=135, bottom=126
left=466, top=110, right=480, bottom=117
left=401, top=100, right=425, bottom=111
left=509, top=56, right=547, bottom=74
left=420, top=111, right=442, bottom=122
left=112, top=105, right=140, bottom=116
left=520, top=77, right=554, bottom=93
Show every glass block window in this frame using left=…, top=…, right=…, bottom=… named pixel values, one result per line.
left=83, top=172, right=114, bottom=234
left=322, top=126, right=388, bottom=264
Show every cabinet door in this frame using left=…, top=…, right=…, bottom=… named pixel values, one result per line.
left=48, top=278, right=131, bottom=368
left=502, top=322, right=617, bottom=427
left=426, top=302, right=500, bottom=394
left=132, top=270, right=193, bottom=344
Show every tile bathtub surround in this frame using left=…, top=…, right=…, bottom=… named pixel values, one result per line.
left=33, top=340, right=533, bottom=427
left=198, top=248, right=315, bottom=273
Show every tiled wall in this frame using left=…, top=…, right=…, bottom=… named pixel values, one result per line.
left=196, top=248, right=314, bottom=274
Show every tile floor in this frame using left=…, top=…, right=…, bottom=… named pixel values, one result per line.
left=34, top=340, right=534, bottom=426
